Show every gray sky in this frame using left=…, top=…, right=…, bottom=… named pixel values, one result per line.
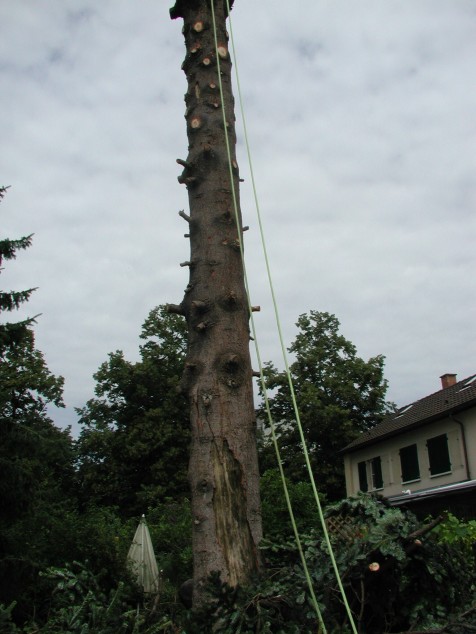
left=1, top=1, right=475, bottom=435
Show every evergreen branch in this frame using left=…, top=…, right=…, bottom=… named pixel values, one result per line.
left=0, top=184, right=11, bottom=201
left=0, top=316, right=41, bottom=348
left=0, top=235, right=34, bottom=263
left=0, top=289, right=38, bottom=312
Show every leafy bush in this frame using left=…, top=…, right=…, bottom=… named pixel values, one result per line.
left=145, top=499, right=193, bottom=589
left=260, top=468, right=322, bottom=541
left=183, top=495, right=476, bottom=633
left=1, top=562, right=179, bottom=634
left=432, top=511, right=476, bottom=548
left=4, top=495, right=476, bottom=633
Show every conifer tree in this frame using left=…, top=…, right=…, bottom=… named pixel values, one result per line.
left=0, top=185, right=37, bottom=349
left=0, top=186, right=72, bottom=623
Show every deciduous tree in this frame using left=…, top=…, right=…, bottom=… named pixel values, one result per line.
left=259, top=311, right=391, bottom=500
left=76, top=306, right=190, bottom=516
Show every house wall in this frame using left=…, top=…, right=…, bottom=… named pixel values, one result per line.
left=344, top=407, right=476, bottom=498
left=460, top=407, right=476, bottom=480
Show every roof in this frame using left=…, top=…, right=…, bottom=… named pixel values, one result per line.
left=342, top=373, right=476, bottom=453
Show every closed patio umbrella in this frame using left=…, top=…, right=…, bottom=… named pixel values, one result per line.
left=127, top=514, right=159, bottom=594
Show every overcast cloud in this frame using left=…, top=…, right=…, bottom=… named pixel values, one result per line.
left=1, top=1, right=475, bottom=434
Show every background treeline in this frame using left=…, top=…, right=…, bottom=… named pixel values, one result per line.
left=2, top=187, right=475, bottom=632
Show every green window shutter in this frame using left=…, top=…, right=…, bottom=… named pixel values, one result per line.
left=427, top=434, right=451, bottom=475
left=371, top=456, right=383, bottom=490
left=399, top=444, right=420, bottom=482
left=358, top=461, right=368, bottom=492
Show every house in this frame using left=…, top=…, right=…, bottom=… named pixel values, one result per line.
left=341, top=373, right=476, bottom=517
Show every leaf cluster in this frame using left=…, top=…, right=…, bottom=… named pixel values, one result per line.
left=75, top=306, right=190, bottom=517
left=259, top=311, right=393, bottom=500
left=185, top=495, right=476, bottom=633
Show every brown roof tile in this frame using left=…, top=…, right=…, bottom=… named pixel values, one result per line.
left=343, top=373, right=476, bottom=453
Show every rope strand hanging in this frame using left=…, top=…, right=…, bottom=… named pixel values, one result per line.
left=210, top=1, right=359, bottom=631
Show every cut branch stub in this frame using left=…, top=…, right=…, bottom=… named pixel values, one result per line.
left=191, top=299, right=209, bottom=313
left=178, top=174, right=198, bottom=187
left=178, top=209, right=190, bottom=222
left=177, top=158, right=192, bottom=169
left=219, top=289, right=240, bottom=312
left=215, top=352, right=246, bottom=390
left=166, top=303, right=184, bottom=316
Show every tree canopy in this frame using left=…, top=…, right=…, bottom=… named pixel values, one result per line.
left=76, top=306, right=190, bottom=517
left=0, top=190, right=73, bottom=622
left=259, top=311, right=392, bottom=500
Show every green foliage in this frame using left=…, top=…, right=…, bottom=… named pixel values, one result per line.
left=0, top=603, right=21, bottom=633
left=145, top=500, right=193, bottom=592
left=3, top=492, right=476, bottom=633
left=184, top=496, right=476, bottom=633
left=0, top=328, right=64, bottom=421
left=0, top=214, right=71, bottom=625
left=0, top=186, right=37, bottom=347
left=433, top=512, right=476, bottom=547
left=76, top=306, right=190, bottom=517
left=0, top=304, right=66, bottom=520
left=259, top=311, right=391, bottom=500
left=260, top=468, right=321, bottom=541
left=30, top=561, right=175, bottom=633
left=0, top=505, right=188, bottom=632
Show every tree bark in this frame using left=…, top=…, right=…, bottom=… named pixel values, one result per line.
left=169, top=0, right=262, bottom=605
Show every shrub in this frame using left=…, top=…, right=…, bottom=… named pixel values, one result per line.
left=183, top=495, right=476, bottom=633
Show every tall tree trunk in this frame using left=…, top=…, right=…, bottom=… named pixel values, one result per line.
left=169, top=0, right=262, bottom=604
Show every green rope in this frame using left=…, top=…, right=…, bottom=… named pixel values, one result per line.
left=211, top=1, right=360, bottom=631
left=223, top=4, right=359, bottom=634
left=209, top=3, right=327, bottom=632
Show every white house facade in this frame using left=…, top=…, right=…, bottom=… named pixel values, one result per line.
left=342, top=373, right=476, bottom=505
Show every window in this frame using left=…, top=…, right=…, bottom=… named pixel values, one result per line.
left=370, top=457, right=383, bottom=490
left=400, top=444, right=420, bottom=483
left=427, top=434, right=451, bottom=476
left=357, top=457, right=383, bottom=492
left=358, top=461, right=368, bottom=492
